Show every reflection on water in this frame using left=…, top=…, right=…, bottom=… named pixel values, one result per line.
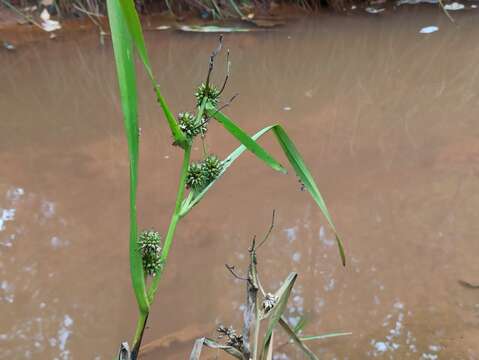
left=0, top=186, right=75, bottom=359
left=2, top=6, right=479, bottom=359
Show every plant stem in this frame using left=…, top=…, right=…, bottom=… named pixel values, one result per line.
left=131, top=311, right=149, bottom=360
left=147, top=143, right=192, bottom=302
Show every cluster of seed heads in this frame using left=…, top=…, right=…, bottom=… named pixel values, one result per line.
left=262, top=293, right=278, bottom=312
left=216, top=325, right=244, bottom=352
left=186, top=155, right=223, bottom=191
left=195, top=83, right=221, bottom=108
left=178, top=112, right=208, bottom=139
left=138, top=230, right=163, bottom=276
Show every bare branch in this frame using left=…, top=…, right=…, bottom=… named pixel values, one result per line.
left=225, top=264, right=248, bottom=281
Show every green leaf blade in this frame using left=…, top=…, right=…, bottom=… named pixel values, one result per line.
left=271, top=125, right=346, bottom=266
left=106, top=0, right=149, bottom=313
left=300, top=332, right=352, bottom=341
left=182, top=124, right=345, bottom=268
left=115, top=0, right=187, bottom=147
left=278, top=318, right=319, bottom=360
left=206, top=107, right=286, bottom=174
left=260, top=273, right=297, bottom=360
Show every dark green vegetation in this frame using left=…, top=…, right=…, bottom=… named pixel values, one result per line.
left=107, top=0, right=345, bottom=358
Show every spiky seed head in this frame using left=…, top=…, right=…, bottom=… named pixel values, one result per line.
left=139, top=230, right=162, bottom=254
left=195, top=83, right=220, bottom=108
left=138, top=230, right=163, bottom=276
left=143, top=254, right=163, bottom=276
left=262, top=293, right=278, bottom=312
left=186, top=162, right=207, bottom=191
left=178, top=112, right=208, bottom=138
left=202, top=154, right=223, bottom=182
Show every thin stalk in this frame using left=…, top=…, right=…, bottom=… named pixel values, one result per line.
left=0, top=0, right=45, bottom=31
left=131, top=311, right=149, bottom=360
left=147, top=143, right=192, bottom=302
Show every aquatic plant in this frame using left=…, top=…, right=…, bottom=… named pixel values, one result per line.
left=106, top=0, right=345, bottom=358
left=190, top=214, right=351, bottom=360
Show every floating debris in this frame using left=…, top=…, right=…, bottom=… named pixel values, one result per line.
left=443, top=2, right=465, bottom=9
left=40, top=9, right=61, bottom=32
left=472, top=4, right=478, bottom=8
left=2, top=41, right=15, bottom=51
left=283, top=106, right=292, bottom=111
left=155, top=25, right=171, bottom=30
left=397, top=0, right=438, bottom=4
left=419, top=26, right=439, bottom=34
left=177, top=25, right=253, bottom=33
left=365, top=6, right=385, bottom=13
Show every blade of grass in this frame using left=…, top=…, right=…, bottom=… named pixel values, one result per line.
left=270, top=125, right=345, bottom=266
left=106, top=0, right=149, bottom=314
left=205, top=106, right=286, bottom=173
left=300, top=332, right=352, bottom=341
left=189, top=338, right=205, bottom=360
left=114, top=0, right=187, bottom=147
left=293, top=315, right=308, bottom=334
left=260, top=273, right=297, bottom=360
left=266, top=331, right=274, bottom=360
left=227, top=0, right=246, bottom=18
left=181, top=123, right=345, bottom=266
left=179, top=125, right=274, bottom=216
left=278, top=318, right=318, bottom=360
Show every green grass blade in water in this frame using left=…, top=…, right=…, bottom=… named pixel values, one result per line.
left=206, top=106, right=286, bottom=173
left=300, top=332, right=352, bottom=341
left=278, top=318, right=318, bottom=360
left=179, top=125, right=274, bottom=215
left=260, top=273, right=297, bottom=360
left=116, top=0, right=187, bottom=147
left=271, top=125, right=346, bottom=266
left=106, top=0, right=149, bottom=313
left=182, top=123, right=345, bottom=265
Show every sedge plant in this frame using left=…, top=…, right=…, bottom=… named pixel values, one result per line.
left=106, top=1, right=346, bottom=358
left=190, top=213, right=351, bottom=360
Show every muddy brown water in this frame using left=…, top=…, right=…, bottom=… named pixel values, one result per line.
left=2, top=7, right=479, bottom=359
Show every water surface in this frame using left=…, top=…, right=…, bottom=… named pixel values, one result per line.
left=1, top=7, right=479, bottom=359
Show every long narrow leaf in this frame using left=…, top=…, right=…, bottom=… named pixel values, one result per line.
left=115, top=0, right=187, bottom=146
left=106, top=0, right=149, bottom=313
left=278, top=318, right=318, bottom=360
left=260, top=273, right=297, bottom=360
left=300, top=332, right=352, bottom=341
left=179, top=126, right=273, bottom=216
left=266, top=332, right=274, bottom=360
left=181, top=123, right=345, bottom=266
left=271, top=126, right=346, bottom=265
left=189, top=338, right=205, bottom=360
left=206, top=106, right=286, bottom=174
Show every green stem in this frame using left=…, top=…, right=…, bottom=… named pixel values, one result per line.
left=153, top=85, right=188, bottom=149
left=147, top=143, right=192, bottom=302
left=131, top=311, right=149, bottom=360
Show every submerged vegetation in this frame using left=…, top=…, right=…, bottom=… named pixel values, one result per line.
left=107, top=0, right=345, bottom=358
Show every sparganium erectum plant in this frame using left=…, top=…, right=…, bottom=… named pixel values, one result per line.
left=106, top=1, right=346, bottom=358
